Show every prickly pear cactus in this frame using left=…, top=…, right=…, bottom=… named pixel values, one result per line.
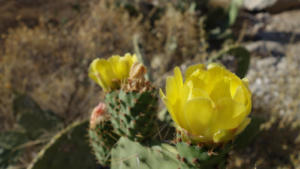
left=111, top=137, right=189, bottom=169
left=89, top=120, right=119, bottom=166
left=176, top=141, right=231, bottom=169
left=27, top=121, right=98, bottom=169
left=106, top=87, right=158, bottom=141
left=86, top=53, right=258, bottom=169
left=88, top=102, right=120, bottom=166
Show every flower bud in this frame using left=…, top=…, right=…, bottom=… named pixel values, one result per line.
left=90, top=102, right=107, bottom=129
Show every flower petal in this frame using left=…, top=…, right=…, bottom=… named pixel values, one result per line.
left=210, top=78, right=231, bottom=102
left=174, top=67, right=183, bottom=88
left=88, top=58, right=114, bottom=91
left=166, top=76, right=178, bottom=105
left=235, top=117, right=251, bottom=135
left=184, top=98, right=214, bottom=136
left=233, top=86, right=246, bottom=104
left=215, top=98, right=246, bottom=130
left=185, top=64, right=205, bottom=79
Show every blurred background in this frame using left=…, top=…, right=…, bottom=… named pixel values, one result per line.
left=0, top=0, right=300, bottom=168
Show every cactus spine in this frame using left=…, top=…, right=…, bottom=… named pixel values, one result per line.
left=106, top=87, right=158, bottom=141
left=88, top=103, right=119, bottom=166
left=176, top=141, right=231, bottom=169
left=89, top=120, right=119, bottom=166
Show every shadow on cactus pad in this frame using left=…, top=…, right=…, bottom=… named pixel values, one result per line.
left=27, top=121, right=101, bottom=169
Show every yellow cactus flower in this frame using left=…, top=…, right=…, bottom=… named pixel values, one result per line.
left=89, top=53, right=137, bottom=92
left=160, top=63, right=252, bottom=144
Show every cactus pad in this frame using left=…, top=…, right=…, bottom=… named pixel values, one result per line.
left=89, top=119, right=119, bottom=166
left=27, top=121, right=98, bottom=169
left=111, top=137, right=189, bottom=169
left=106, top=88, right=158, bottom=141
left=176, top=141, right=231, bottom=169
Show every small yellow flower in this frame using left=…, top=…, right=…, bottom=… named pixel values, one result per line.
left=160, top=63, right=252, bottom=143
left=89, top=53, right=137, bottom=92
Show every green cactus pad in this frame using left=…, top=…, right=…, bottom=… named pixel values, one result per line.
left=27, top=120, right=98, bottom=169
left=106, top=89, right=158, bottom=141
left=111, top=137, right=189, bottom=169
left=89, top=119, right=120, bottom=166
left=176, top=142, right=231, bottom=169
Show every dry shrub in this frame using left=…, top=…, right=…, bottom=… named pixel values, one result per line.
left=0, top=25, right=100, bottom=128
left=141, top=4, right=205, bottom=78
left=77, top=0, right=142, bottom=58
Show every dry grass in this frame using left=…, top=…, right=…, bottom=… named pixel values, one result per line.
left=142, top=4, right=205, bottom=78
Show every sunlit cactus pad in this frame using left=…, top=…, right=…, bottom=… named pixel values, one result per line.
left=111, top=137, right=189, bottom=169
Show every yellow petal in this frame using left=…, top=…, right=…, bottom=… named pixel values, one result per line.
left=207, top=63, right=225, bottom=69
left=173, top=84, right=191, bottom=131
left=191, top=88, right=210, bottom=100
left=109, top=55, right=131, bottom=80
left=204, top=65, right=226, bottom=93
left=229, top=78, right=240, bottom=96
left=165, top=76, right=189, bottom=129
left=88, top=58, right=101, bottom=83
left=116, top=59, right=131, bottom=79
left=242, top=78, right=249, bottom=87
left=174, top=67, right=183, bottom=88
left=100, top=59, right=117, bottom=86
left=185, top=64, right=205, bottom=79
left=184, top=98, right=214, bottom=136
left=210, top=78, right=231, bottom=102
left=242, top=85, right=252, bottom=116
left=159, top=88, right=166, bottom=98
left=233, top=86, right=246, bottom=104
left=180, top=83, right=191, bottom=105
left=172, top=99, right=190, bottom=130
left=124, top=53, right=137, bottom=64
left=164, top=99, right=181, bottom=126
left=213, top=130, right=232, bottom=143
left=166, top=76, right=178, bottom=105
left=88, top=58, right=114, bottom=91
left=235, top=117, right=251, bottom=135
left=185, top=75, right=206, bottom=90
left=215, top=98, right=246, bottom=130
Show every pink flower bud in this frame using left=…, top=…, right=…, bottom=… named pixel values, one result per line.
left=90, top=102, right=107, bottom=129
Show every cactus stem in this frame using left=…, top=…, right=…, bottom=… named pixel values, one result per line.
left=192, top=158, right=199, bottom=164
left=208, top=149, right=218, bottom=156
left=181, top=157, right=187, bottom=163
left=196, top=143, right=203, bottom=148
left=178, top=138, right=182, bottom=142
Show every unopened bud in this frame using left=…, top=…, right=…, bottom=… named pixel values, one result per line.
left=90, top=102, right=107, bottom=129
